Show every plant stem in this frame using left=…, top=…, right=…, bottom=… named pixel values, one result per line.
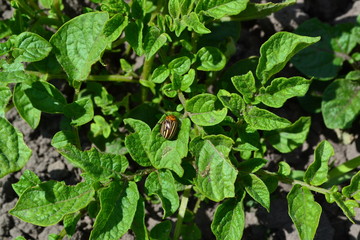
left=86, top=75, right=137, bottom=83
left=192, top=197, right=202, bottom=214
left=120, top=168, right=157, bottom=181
left=72, top=125, right=82, bottom=150
left=112, top=37, right=126, bottom=49
left=173, top=185, right=192, bottom=240
left=258, top=170, right=331, bottom=195
left=25, top=71, right=138, bottom=83
left=177, top=91, right=186, bottom=106
left=292, top=179, right=330, bottom=194
left=177, top=91, right=190, bottom=117
left=71, top=84, right=82, bottom=150
left=53, top=0, right=64, bottom=22
left=191, top=32, right=199, bottom=53
left=140, top=55, right=155, bottom=102
left=149, top=0, right=164, bottom=23
left=57, top=229, right=67, bottom=240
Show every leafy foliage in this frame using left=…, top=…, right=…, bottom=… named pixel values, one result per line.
left=0, top=0, right=359, bottom=240
left=292, top=17, right=360, bottom=129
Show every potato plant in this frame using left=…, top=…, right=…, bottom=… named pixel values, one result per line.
left=0, top=0, right=359, bottom=239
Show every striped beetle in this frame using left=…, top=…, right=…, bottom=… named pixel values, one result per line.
left=160, top=115, right=178, bottom=140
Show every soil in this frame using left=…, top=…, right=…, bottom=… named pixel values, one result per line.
left=1, top=0, right=360, bottom=239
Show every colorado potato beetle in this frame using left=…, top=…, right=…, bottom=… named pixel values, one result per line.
left=160, top=115, right=178, bottom=140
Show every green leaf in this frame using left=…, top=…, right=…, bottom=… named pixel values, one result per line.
left=168, top=0, right=181, bottom=18
left=234, top=124, right=260, bottom=153
left=220, top=57, right=259, bottom=83
left=186, top=93, right=228, bottom=126
left=14, top=237, right=26, bottom=240
left=190, top=135, right=238, bottom=201
left=25, top=81, right=67, bottom=114
left=304, top=140, right=334, bottom=186
left=211, top=190, right=245, bottom=239
left=50, top=12, right=109, bottom=81
left=346, top=70, right=360, bottom=81
left=287, top=185, right=322, bottom=240
left=256, top=32, right=320, bottom=84
left=264, top=116, right=311, bottom=153
left=171, top=73, right=183, bottom=91
left=195, top=0, right=248, bottom=19
left=180, top=223, right=201, bottom=240
left=101, top=0, right=129, bottom=13
left=151, top=65, right=170, bottom=83
left=196, top=46, right=226, bottom=71
left=13, top=32, right=52, bottom=62
left=131, top=197, right=149, bottom=240
left=292, top=18, right=359, bottom=80
left=39, top=0, right=54, bottom=8
left=103, top=14, right=128, bottom=43
left=125, top=20, right=144, bottom=56
left=257, top=77, right=311, bottom=108
left=183, top=12, right=211, bottom=34
left=235, top=0, right=296, bottom=21
left=120, top=59, right=133, bottom=73
left=168, top=56, right=191, bottom=75
left=87, top=200, right=100, bottom=219
left=63, top=212, right=81, bottom=236
left=322, top=79, right=360, bottom=129
left=342, top=171, right=360, bottom=200
left=149, top=117, right=190, bottom=177
left=179, top=0, right=195, bottom=15
left=325, top=156, right=360, bottom=188
left=12, top=170, right=41, bottom=196
left=173, top=18, right=187, bottom=37
left=0, top=38, right=14, bottom=56
left=51, top=130, right=77, bottom=149
left=278, top=161, right=291, bottom=176
left=13, top=83, right=41, bottom=129
left=124, top=118, right=152, bottom=167
left=238, top=158, right=267, bottom=173
left=144, top=26, right=168, bottom=60
left=260, top=174, right=278, bottom=194
left=64, top=97, right=94, bottom=126
left=89, top=82, right=115, bottom=110
left=131, top=0, right=147, bottom=19
left=0, top=86, right=11, bottom=117
left=58, top=144, right=129, bottom=181
left=145, top=170, right=179, bottom=217
left=0, top=70, right=38, bottom=85
left=180, top=68, right=195, bottom=91
left=217, top=89, right=245, bottom=118
left=0, top=21, right=12, bottom=39
left=9, top=181, right=94, bottom=226
left=150, top=220, right=172, bottom=240
left=90, top=181, right=139, bottom=240
left=240, top=173, right=270, bottom=211
left=231, top=71, right=257, bottom=104
left=48, top=233, right=62, bottom=240
left=326, top=186, right=346, bottom=203
left=0, top=117, right=32, bottom=178
left=162, top=83, right=178, bottom=98
left=244, top=106, right=291, bottom=130
left=332, top=192, right=357, bottom=223
left=90, top=115, right=111, bottom=138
